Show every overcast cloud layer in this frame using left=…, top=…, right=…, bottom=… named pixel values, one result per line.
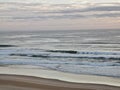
left=0, top=2, right=120, bottom=21
left=0, top=0, right=120, bottom=31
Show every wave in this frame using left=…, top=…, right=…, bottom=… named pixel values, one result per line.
left=10, top=54, right=49, bottom=58
left=0, top=59, right=119, bottom=67
left=47, top=50, right=78, bottom=54
left=1, top=49, right=120, bottom=60
left=47, top=50, right=120, bottom=55
left=78, top=51, right=120, bottom=55
left=0, top=45, right=16, bottom=47
left=9, top=53, right=120, bottom=60
left=82, top=42, right=120, bottom=44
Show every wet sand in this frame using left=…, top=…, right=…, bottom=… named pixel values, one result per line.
left=0, top=66, right=120, bottom=90
left=0, top=74, right=120, bottom=90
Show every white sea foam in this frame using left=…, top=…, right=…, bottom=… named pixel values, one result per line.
left=8, top=35, right=39, bottom=38
left=25, top=38, right=60, bottom=43
left=84, top=38, right=102, bottom=41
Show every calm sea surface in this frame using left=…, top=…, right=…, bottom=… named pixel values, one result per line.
left=0, top=29, right=120, bottom=77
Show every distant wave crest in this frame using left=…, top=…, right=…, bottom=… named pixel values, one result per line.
left=9, top=50, right=120, bottom=60
left=47, top=50, right=78, bottom=54
left=0, top=45, right=16, bottom=47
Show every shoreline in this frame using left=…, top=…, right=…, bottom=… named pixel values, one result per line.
left=0, top=67, right=120, bottom=87
left=0, top=74, right=120, bottom=90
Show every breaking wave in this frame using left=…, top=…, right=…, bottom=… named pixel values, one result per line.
left=0, top=45, right=16, bottom=47
left=47, top=50, right=78, bottom=54
left=8, top=49, right=120, bottom=60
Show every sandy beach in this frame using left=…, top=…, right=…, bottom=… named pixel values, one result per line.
left=0, top=74, right=120, bottom=90
left=0, top=66, right=120, bottom=90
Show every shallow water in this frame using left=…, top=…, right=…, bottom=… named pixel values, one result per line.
left=0, top=29, right=120, bottom=77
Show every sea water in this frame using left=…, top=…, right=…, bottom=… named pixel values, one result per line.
left=0, top=29, right=120, bottom=77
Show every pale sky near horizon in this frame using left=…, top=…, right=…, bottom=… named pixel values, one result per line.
left=0, top=0, right=120, bottom=31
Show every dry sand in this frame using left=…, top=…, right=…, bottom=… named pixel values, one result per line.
left=0, top=75, right=120, bottom=90
left=0, top=66, right=120, bottom=90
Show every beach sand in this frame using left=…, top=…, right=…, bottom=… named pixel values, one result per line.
left=0, top=66, right=120, bottom=90
left=0, top=75, right=120, bottom=90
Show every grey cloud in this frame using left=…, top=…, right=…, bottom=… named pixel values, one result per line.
left=91, top=13, right=120, bottom=18
left=48, top=5, right=120, bottom=14
left=7, top=13, right=120, bottom=21
left=0, top=2, right=120, bottom=21
left=86, top=6, right=120, bottom=12
left=10, top=14, right=85, bottom=20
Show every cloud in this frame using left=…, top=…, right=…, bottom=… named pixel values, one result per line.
left=85, top=5, right=120, bottom=12
left=91, top=13, right=120, bottom=18
left=0, top=2, right=120, bottom=21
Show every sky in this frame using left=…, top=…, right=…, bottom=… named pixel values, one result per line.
left=0, top=0, right=120, bottom=31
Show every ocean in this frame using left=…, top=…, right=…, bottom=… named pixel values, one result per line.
left=0, top=29, right=120, bottom=77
